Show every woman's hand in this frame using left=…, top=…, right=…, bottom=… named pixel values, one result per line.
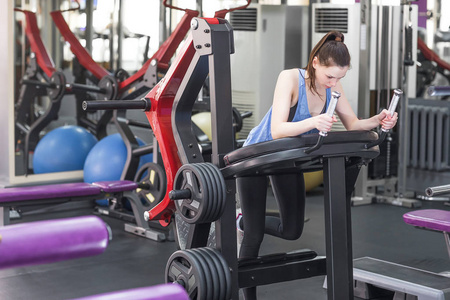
left=377, top=109, right=398, bottom=130
left=313, top=114, right=337, bottom=133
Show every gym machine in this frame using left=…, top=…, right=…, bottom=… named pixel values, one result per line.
left=82, top=1, right=252, bottom=236
left=85, top=14, right=396, bottom=299
left=352, top=1, right=421, bottom=208
left=51, top=0, right=199, bottom=139
left=14, top=8, right=117, bottom=175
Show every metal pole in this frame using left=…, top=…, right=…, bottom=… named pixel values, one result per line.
left=397, top=4, right=410, bottom=198
left=85, top=0, right=94, bottom=53
left=117, top=0, right=123, bottom=70
left=197, top=0, right=203, bottom=17
left=376, top=4, right=382, bottom=113
left=353, top=0, right=372, bottom=204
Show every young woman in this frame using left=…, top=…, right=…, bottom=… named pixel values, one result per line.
left=237, top=30, right=398, bottom=299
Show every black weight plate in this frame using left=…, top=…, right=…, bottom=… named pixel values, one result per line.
left=196, top=163, right=217, bottom=223
left=196, top=247, right=225, bottom=300
left=194, top=164, right=214, bottom=224
left=98, top=75, right=118, bottom=100
left=202, top=163, right=222, bottom=222
left=204, top=248, right=232, bottom=300
left=134, top=162, right=167, bottom=207
left=165, top=249, right=207, bottom=300
left=205, top=163, right=226, bottom=220
left=48, top=71, right=66, bottom=100
left=114, top=68, right=130, bottom=81
left=190, top=248, right=216, bottom=300
left=173, top=164, right=209, bottom=224
left=205, top=163, right=227, bottom=220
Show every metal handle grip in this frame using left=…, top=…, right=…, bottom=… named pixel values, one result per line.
left=427, top=86, right=450, bottom=97
left=69, top=82, right=105, bottom=94
left=425, top=184, right=450, bottom=197
left=319, top=91, right=340, bottom=137
left=82, top=99, right=151, bottom=111
left=365, top=89, right=402, bottom=148
left=381, top=89, right=402, bottom=133
left=21, top=79, right=54, bottom=88
left=304, top=91, right=341, bottom=154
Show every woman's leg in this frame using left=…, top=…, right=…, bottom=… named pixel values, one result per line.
left=237, top=176, right=268, bottom=300
left=345, top=158, right=363, bottom=201
left=265, top=173, right=306, bottom=240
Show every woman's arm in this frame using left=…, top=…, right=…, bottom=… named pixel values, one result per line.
left=271, top=69, right=336, bottom=139
left=334, top=82, right=398, bottom=131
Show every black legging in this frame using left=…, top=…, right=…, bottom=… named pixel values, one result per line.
left=236, top=162, right=361, bottom=300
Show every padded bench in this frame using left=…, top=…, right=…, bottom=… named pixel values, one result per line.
left=71, top=283, right=189, bottom=300
left=404, top=209, right=450, bottom=260
left=0, top=180, right=167, bottom=241
left=404, top=209, right=450, bottom=233
left=0, top=215, right=109, bottom=269
left=0, top=181, right=137, bottom=206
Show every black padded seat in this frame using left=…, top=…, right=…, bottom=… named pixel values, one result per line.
left=222, top=131, right=380, bottom=178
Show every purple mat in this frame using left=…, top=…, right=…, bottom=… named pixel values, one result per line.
left=403, top=209, right=450, bottom=232
left=71, top=283, right=188, bottom=300
left=0, top=182, right=102, bottom=202
left=93, top=180, right=138, bottom=193
left=0, top=216, right=109, bottom=269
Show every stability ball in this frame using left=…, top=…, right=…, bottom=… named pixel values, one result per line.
left=83, top=133, right=153, bottom=206
left=304, top=170, right=323, bottom=192
left=192, top=112, right=212, bottom=140
left=33, top=125, right=98, bottom=174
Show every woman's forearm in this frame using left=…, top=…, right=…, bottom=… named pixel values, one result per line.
left=347, top=115, right=380, bottom=131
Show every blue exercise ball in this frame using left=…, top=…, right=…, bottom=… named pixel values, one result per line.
left=33, top=125, right=98, bottom=174
left=83, top=133, right=153, bottom=206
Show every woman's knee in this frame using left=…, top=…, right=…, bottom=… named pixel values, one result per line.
left=280, top=223, right=304, bottom=240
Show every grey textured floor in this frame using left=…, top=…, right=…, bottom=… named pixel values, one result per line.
left=1, top=186, right=450, bottom=300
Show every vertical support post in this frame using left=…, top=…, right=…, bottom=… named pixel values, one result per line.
left=444, top=232, right=450, bottom=261
left=85, top=0, right=94, bottom=53
left=353, top=0, right=372, bottom=205
left=397, top=4, right=411, bottom=198
left=323, top=156, right=354, bottom=300
left=208, top=21, right=239, bottom=300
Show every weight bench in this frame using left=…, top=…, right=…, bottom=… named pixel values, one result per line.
left=352, top=209, right=450, bottom=300
left=404, top=209, right=450, bottom=262
left=0, top=180, right=168, bottom=241
left=71, top=283, right=188, bottom=300
left=0, top=215, right=109, bottom=269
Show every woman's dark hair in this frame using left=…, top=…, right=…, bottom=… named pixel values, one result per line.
left=305, top=31, right=351, bottom=96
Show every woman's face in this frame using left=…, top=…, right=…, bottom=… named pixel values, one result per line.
left=312, top=57, right=349, bottom=90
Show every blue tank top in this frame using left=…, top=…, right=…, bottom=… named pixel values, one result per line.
left=244, top=69, right=331, bottom=146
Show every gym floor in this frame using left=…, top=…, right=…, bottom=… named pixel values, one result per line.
left=1, top=186, right=449, bottom=300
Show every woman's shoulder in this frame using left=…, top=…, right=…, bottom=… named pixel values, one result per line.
left=279, top=68, right=302, bottom=76
left=277, top=68, right=301, bottom=83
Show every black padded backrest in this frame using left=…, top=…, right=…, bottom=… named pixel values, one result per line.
left=224, top=131, right=378, bottom=166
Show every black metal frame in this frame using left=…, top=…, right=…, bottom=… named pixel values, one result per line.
left=83, top=17, right=383, bottom=299
left=168, top=18, right=383, bottom=299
